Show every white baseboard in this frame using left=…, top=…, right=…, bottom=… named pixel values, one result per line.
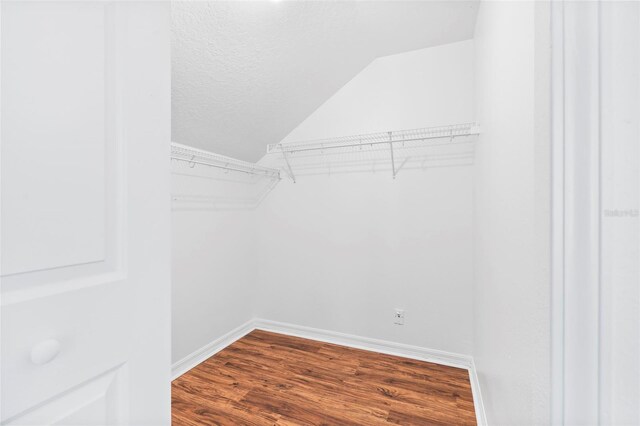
left=254, top=318, right=472, bottom=368
left=171, top=318, right=487, bottom=425
left=254, top=318, right=487, bottom=426
left=171, top=319, right=255, bottom=380
left=467, top=358, right=488, bottom=426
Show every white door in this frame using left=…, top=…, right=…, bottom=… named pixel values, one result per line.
left=1, top=1, right=171, bottom=424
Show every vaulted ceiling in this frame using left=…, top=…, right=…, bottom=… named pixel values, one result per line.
left=172, top=1, right=479, bottom=162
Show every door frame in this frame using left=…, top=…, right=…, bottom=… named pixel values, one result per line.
left=551, top=1, right=603, bottom=424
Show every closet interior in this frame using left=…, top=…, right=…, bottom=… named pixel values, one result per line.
left=170, top=1, right=549, bottom=425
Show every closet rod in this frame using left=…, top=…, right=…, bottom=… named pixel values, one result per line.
left=170, top=156, right=275, bottom=176
left=171, top=142, right=280, bottom=179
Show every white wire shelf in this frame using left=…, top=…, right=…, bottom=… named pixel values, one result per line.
left=267, top=123, right=479, bottom=154
left=171, top=142, right=281, bottom=179
left=266, top=122, right=480, bottom=181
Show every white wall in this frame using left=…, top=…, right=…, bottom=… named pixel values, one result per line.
left=171, top=166, right=261, bottom=364
left=172, top=209, right=256, bottom=363
left=282, top=40, right=475, bottom=143
left=473, top=2, right=551, bottom=424
left=255, top=40, right=476, bottom=354
left=256, top=171, right=474, bottom=353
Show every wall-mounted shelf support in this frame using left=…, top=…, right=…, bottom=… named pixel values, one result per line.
left=280, top=146, right=296, bottom=183
left=388, top=131, right=396, bottom=179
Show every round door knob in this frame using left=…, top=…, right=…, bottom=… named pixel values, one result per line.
left=30, top=339, right=61, bottom=365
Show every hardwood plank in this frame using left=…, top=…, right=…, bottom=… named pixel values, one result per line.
left=172, top=330, right=477, bottom=425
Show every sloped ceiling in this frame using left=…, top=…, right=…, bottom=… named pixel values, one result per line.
left=172, top=1, right=479, bottom=162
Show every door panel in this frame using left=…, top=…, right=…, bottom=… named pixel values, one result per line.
left=1, top=1, right=171, bottom=424
left=5, top=365, right=126, bottom=426
left=1, top=1, right=115, bottom=277
left=1, top=1, right=123, bottom=302
left=1, top=284, right=129, bottom=422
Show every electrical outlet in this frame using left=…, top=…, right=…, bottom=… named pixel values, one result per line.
left=394, top=309, right=405, bottom=325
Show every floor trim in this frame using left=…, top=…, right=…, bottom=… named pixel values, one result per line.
left=171, top=319, right=255, bottom=380
left=468, top=358, right=488, bottom=426
left=254, top=318, right=471, bottom=368
left=254, top=318, right=487, bottom=426
left=172, top=318, right=487, bottom=425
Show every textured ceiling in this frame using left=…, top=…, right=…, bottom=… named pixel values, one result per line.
left=172, top=1, right=479, bottom=162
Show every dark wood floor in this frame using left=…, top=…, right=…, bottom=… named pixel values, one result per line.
left=172, top=330, right=477, bottom=425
